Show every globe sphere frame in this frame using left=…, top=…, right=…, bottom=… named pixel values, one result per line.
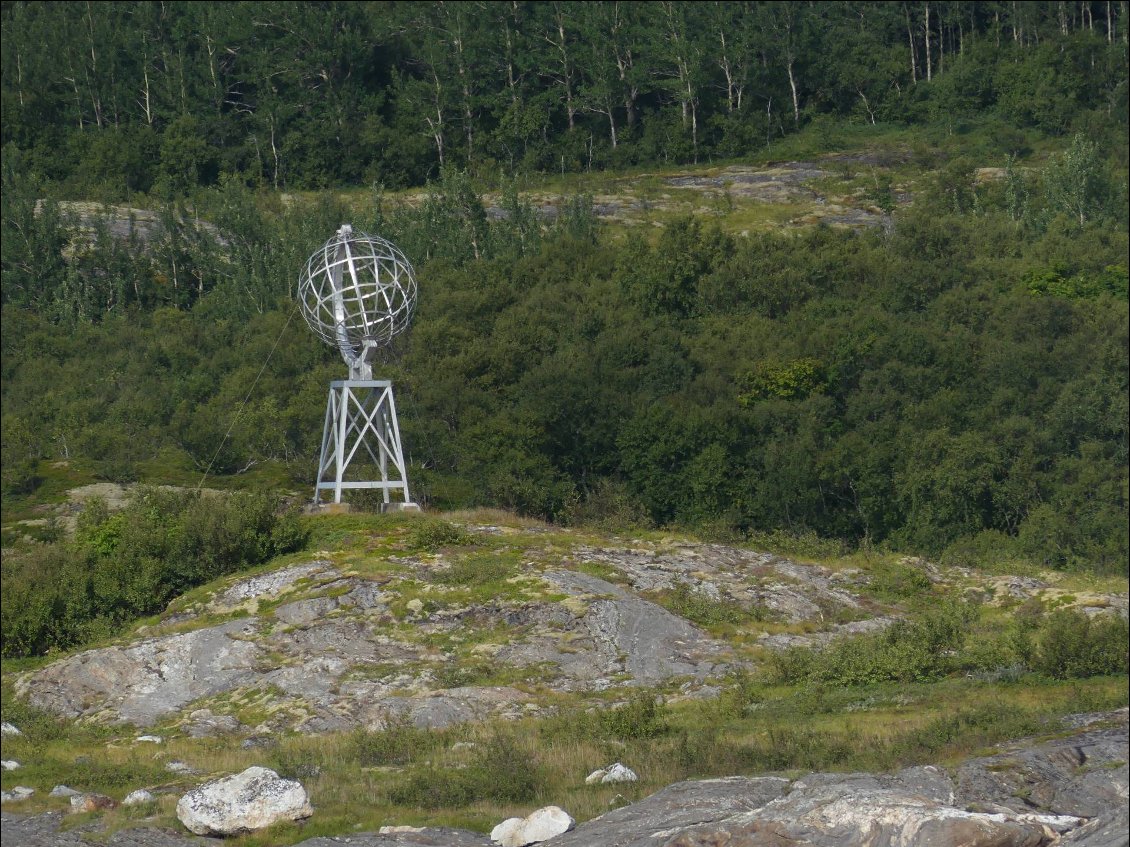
left=298, top=224, right=417, bottom=380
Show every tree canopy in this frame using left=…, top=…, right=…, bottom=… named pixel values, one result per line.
left=3, top=1, right=1127, bottom=194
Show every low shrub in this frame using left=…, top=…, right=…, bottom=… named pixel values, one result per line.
left=408, top=518, right=472, bottom=552
left=1030, top=609, right=1129, bottom=679
left=744, top=529, right=848, bottom=561
left=892, top=705, right=1046, bottom=761
left=388, top=731, right=542, bottom=808
left=867, top=559, right=933, bottom=599
left=658, top=583, right=763, bottom=628
left=0, top=489, right=307, bottom=657
left=598, top=692, right=670, bottom=740
left=349, top=718, right=440, bottom=767
left=767, top=600, right=976, bottom=686
left=559, top=478, right=654, bottom=533
left=432, top=552, right=515, bottom=586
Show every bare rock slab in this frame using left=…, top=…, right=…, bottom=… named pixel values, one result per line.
left=176, top=766, right=313, bottom=836
left=538, top=571, right=724, bottom=685
left=955, top=718, right=1129, bottom=818
left=707, top=782, right=1065, bottom=846
left=19, top=618, right=262, bottom=726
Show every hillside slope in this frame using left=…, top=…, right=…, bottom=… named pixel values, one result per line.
left=2, top=508, right=1126, bottom=844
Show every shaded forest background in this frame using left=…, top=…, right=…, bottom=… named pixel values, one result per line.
left=2, top=1, right=1128, bottom=192
left=2, top=1, right=1129, bottom=585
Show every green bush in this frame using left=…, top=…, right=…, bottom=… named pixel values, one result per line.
left=739, top=358, right=828, bottom=404
left=432, top=552, right=515, bottom=587
left=892, top=705, right=1047, bottom=762
left=408, top=518, right=472, bottom=552
left=388, top=767, right=476, bottom=809
left=660, top=583, right=763, bottom=627
left=744, top=529, right=849, bottom=561
left=768, top=601, right=976, bottom=686
left=0, top=489, right=307, bottom=657
left=1031, top=609, right=1129, bottom=679
left=349, top=719, right=440, bottom=767
left=868, top=560, right=933, bottom=599
left=559, top=478, right=654, bottom=533
left=388, top=731, right=541, bottom=808
left=598, top=692, right=670, bottom=740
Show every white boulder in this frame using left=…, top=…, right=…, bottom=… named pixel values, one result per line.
left=491, top=805, right=575, bottom=846
left=176, top=766, right=313, bottom=836
left=123, top=789, right=156, bottom=806
left=135, top=735, right=163, bottom=744
left=585, top=762, right=638, bottom=785
left=602, top=763, right=638, bottom=784
left=50, top=785, right=81, bottom=797
left=1, top=786, right=35, bottom=802
left=0, top=722, right=22, bottom=736
left=1, top=760, right=19, bottom=770
left=492, top=817, right=525, bottom=845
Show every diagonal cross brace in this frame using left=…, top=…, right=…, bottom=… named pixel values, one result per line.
left=314, top=379, right=414, bottom=506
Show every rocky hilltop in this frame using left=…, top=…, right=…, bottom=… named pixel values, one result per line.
left=14, top=519, right=1126, bottom=735
left=2, top=512, right=1127, bottom=846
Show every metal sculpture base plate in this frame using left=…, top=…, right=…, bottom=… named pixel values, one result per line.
left=314, top=379, right=416, bottom=507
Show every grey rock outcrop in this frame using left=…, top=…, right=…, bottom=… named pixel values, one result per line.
left=551, top=716, right=1128, bottom=847
left=955, top=712, right=1129, bottom=818
left=175, top=766, right=313, bottom=836
left=297, top=831, right=493, bottom=846
left=1058, top=806, right=1130, bottom=847
left=553, top=776, right=791, bottom=846
left=662, top=778, right=1071, bottom=846
left=571, top=580, right=715, bottom=684
left=569, top=544, right=872, bottom=627
left=19, top=618, right=262, bottom=725
left=2, top=810, right=211, bottom=846
left=494, top=570, right=726, bottom=687
left=11, top=532, right=1126, bottom=747
left=359, top=685, right=530, bottom=731
left=16, top=551, right=742, bottom=732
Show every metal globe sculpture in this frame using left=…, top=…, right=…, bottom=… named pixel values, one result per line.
left=300, top=225, right=419, bottom=510
left=298, top=224, right=417, bottom=379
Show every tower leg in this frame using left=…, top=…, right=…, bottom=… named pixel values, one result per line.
left=313, top=379, right=415, bottom=508
left=314, top=387, right=336, bottom=506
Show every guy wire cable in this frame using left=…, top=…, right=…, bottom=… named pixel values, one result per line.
left=195, top=301, right=300, bottom=492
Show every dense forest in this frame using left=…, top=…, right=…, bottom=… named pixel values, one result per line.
left=2, top=1, right=1128, bottom=192
left=2, top=0, right=1129, bottom=608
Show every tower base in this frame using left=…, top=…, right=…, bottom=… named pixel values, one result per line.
left=314, top=379, right=416, bottom=507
